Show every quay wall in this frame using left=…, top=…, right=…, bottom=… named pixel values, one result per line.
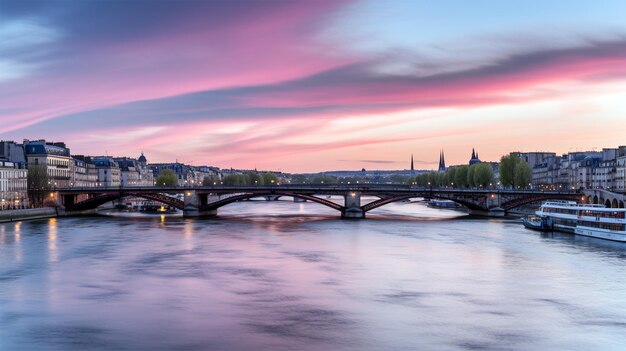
left=0, top=208, right=58, bottom=223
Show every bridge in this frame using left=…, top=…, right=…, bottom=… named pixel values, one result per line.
left=51, top=185, right=584, bottom=219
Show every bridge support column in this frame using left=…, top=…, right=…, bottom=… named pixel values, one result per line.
left=293, top=197, right=307, bottom=202
left=183, top=190, right=217, bottom=218
left=263, top=195, right=281, bottom=201
left=342, top=191, right=364, bottom=219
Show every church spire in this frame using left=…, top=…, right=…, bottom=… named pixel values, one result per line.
left=410, top=154, right=414, bottom=171
left=438, top=150, right=446, bottom=172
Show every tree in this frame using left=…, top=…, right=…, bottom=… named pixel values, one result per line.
left=311, top=175, right=338, bottom=184
left=245, top=172, right=264, bottom=186
left=499, top=154, right=516, bottom=187
left=223, top=174, right=246, bottom=186
left=454, top=166, right=469, bottom=188
left=202, top=175, right=221, bottom=186
left=514, top=160, right=532, bottom=189
left=390, top=174, right=410, bottom=184
left=262, top=172, right=279, bottom=185
left=27, top=164, right=50, bottom=207
left=473, top=163, right=494, bottom=187
left=499, top=154, right=532, bottom=189
left=155, top=169, right=178, bottom=186
left=290, top=174, right=308, bottom=184
left=467, top=164, right=476, bottom=187
left=447, top=168, right=457, bottom=187
left=441, top=172, right=450, bottom=186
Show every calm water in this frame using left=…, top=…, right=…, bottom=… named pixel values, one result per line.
left=1, top=200, right=626, bottom=351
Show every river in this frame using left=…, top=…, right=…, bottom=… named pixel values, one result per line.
left=1, top=200, right=625, bottom=350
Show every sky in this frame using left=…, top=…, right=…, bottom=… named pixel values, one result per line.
left=1, top=0, right=626, bottom=172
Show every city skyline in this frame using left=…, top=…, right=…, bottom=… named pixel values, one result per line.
left=2, top=0, right=626, bottom=172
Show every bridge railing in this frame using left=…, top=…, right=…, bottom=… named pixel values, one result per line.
left=55, top=185, right=581, bottom=196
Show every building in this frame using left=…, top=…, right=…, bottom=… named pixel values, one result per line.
left=468, top=148, right=481, bottom=165
left=0, top=141, right=27, bottom=164
left=615, top=150, right=626, bottom=192
left=532, top=156, right=561, bottom=189
left=0, top=161, right=29, bottom=209
left=114, top=153, right=154, bottom=186
left=150, top=163, right=220, bottom=186
left=438, top=150, right=446, bottom=172
left=513, top=152, right=557, bottom=169
left=71, top=158, right=98, bottom=187
left=527, top=147, right=626, bottom=191
left=23, top=140, right=72, bottom=188
left=91, top=157, right=121, bottom=187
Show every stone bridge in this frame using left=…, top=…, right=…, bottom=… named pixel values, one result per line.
left=584, top=189, right=625, bottom=208
left=53, top=185, right=583, bottom=219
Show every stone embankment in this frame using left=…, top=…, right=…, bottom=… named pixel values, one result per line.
left=0, top=208, right=58, bottom=223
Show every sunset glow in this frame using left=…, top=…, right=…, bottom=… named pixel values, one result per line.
left=2, top=0, right=626, bottom=171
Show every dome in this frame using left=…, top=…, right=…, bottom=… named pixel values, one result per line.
left=138, top=152, right=147, bottom=163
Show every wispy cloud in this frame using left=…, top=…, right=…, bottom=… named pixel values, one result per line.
left=1, top=1, right=626, bottom=171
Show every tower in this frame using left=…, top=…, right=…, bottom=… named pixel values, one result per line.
left=469, top=148, right=481, bottom=165
left=438, top=150, right=446, bottom=172
left=138, top=151, right=147, bottom=165
left=410, top=154, right=414, bottom=171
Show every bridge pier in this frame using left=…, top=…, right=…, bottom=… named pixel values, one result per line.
left=183, top=190, right=217, bottom=218
left=342, top=191, right=364, bottom=219
left=293, top=197, right=307, bottom=202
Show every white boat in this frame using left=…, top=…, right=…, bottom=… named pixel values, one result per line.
left=426, top=199, right=464, bottom=210
left=535, top=201, right=626, bottom=242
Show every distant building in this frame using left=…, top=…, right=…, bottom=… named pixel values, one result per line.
left=0, top=161, right=28, bottom=209
left=92, top=157, right=121, bottom=187
left=438, top=150, right=446, bottom=172
left=468, top=148, right=481, bottom=165
left=513, top=152, right=557, bottom=169
left=616, top=149, right=626, bottom=192
left=114, top=153, right=154, bottom=186
left=150, top=163, right=220, bottom=186
left=0, top=141, right=27, bottom=164
left=528, top=146, right=626, bottom=193
left=23, top=139, right=72, bottom=187
left=70, top=158, right=98, bottom=187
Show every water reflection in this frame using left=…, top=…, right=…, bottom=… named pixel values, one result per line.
left=0, top=201, right=625, bottom=351
left=48, top=218, right=58, bottom=262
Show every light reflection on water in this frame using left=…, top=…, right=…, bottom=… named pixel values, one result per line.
left=1, top=201, right=625, bottom=351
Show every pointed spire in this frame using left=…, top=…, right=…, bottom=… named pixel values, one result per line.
left=472, top=148, right=476, bottom=159
left=438, top=149, right=446, bottom=172
left=410, top=154, right=414, bottom=171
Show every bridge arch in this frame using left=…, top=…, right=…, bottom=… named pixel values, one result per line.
left=612, top=199, right=618, bottom=208
left=361, top=193, right=485, bottom=213
left=200, top=192, right=343, bottom=212
left=593, top=195, right=599, bottom=204
left=500, top=194, right=582, bottom=211
left=605, top=199, right=612, bottom=208
left=66, top=192, right=184, bottom=212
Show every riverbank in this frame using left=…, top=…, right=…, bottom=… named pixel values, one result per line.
left=0, top=207, right=57, bottom=223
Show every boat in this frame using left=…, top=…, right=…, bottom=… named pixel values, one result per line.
left=522, top=215, right=553, bottom=231
left=140, top=204, right=178, bottom=214
left=534, top=201, right=626, bottom=242
left=426, top=199, right=464, bottom=210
